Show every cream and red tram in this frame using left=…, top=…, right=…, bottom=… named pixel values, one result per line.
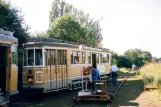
left=0, top=28, right=19, bottom=105
left=22, top=38, right=111, bottom=93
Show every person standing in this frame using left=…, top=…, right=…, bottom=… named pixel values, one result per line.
left=110, top=63, right=119, bottom=86
left=89, top=65, right=100, bottom=90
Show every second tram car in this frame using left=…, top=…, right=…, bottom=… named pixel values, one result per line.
left=22, top=37, right=111, bottom=93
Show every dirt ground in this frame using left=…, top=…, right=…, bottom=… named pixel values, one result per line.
left=109, top=71, right=161, bottom=107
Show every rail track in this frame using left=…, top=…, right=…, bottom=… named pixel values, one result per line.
left=69, top=71, right=131, bottom=107
left=8, top=71, right=131, bottom=107
left=9, top=90, right=68, bottom=107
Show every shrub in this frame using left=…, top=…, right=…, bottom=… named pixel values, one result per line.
left=140, top=62, right=161, bottom=89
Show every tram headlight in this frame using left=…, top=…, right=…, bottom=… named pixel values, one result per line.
left=29, top=78, right=32, bottom=82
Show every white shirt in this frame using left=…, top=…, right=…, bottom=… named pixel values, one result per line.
left=110, top=65, right=118, bottom=72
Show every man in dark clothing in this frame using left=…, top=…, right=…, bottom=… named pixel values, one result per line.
left=89, top=65, right=100, bottom=90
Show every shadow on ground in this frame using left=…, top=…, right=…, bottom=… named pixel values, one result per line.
left=109, top=71, right=144, bottom=107
left=74, top=72, right=144, bottom=107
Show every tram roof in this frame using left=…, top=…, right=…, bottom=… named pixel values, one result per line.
left=0, top=28, right=18, bottom=43
left=24, top=37, right=110, bottom=52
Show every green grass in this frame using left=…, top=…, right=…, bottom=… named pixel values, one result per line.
left=118, top=67, right=130, bottom=75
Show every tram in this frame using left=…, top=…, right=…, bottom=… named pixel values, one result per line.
left=22, top=37, right=111, bottom=93
left=0, top=28, right=19, bottom=105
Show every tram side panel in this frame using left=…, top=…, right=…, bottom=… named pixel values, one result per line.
left=68, top=66, right=85, bottom=90
left=10, top=65, right=18, bottom=95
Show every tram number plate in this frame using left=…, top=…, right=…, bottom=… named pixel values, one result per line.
left=35, top=71, right=43, bottom=83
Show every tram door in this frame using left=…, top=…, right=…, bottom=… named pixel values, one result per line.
left=0, top=44, right=7, bottom=94
left=45, top=49, right=68, bottom=91
left=57, top=50, right=68, bottom=89
left=92, top=53, right=97, bottom=68
left=46, top=49, right=57, bottom=91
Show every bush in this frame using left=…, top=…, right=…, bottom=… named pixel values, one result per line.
left=140, top=62, right=161, bottom=89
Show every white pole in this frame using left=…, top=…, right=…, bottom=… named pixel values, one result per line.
left=81, top=67, right=84, bottom=91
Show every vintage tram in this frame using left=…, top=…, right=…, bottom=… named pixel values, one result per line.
left=0, top=28, right=19, bottom=105
left=22, top=37, right=111, bottom=93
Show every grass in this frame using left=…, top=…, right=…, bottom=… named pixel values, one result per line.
left=118, top=67, right=131, bottom=75
left=140, top=62, right=161, bottom=89
left=110, top=71, right=161, bottom=107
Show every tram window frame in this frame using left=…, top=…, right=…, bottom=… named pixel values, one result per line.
left=58, top=50, right=67, bottom=65
left=71, top=50, right=86, bottom=64
left=11, top=45, right=17, bottom=65
left=23, top=48, right=43, bottom=66
left=100, top=53, right=110, bottom=64
left=45, top=49, right=56, bottom=66
left=96, top=53, right=99, bottom=64
left=27, top=49, right=34, bottom=66
left=12, top=52, right=17, bottom=65
left=35, top=49, right=43, bottom=66
left=88, top=52, right=91, bottom=64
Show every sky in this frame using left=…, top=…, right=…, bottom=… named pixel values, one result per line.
left=5, top=0, right=161, bottom=58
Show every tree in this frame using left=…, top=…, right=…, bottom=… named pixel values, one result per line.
left=30, top=31, right=48, bottom=38
left=124, top=49, right=152, bottom=67
left=48, top=15, right=87, bottom=43
left=112, top=53, right=132, bottom=68
left=0, top=0, right=29, bottom=88
left=0, top=0, right=29, bottom=44
left=49, top=0, right=103, bottom=47
left=49, top=0, right=60, bottom=27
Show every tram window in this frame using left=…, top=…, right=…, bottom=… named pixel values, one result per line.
left=73, top=51, right=79, bottom=64
left=100, top=53, right=109, bottom=63
left=24, top=50, right=27, bottom=66
left=107, top=54, right=110, bottom=63
left=11, top=45, right=17, bottom=65
left=12, top=52, right=16, bottom=64
left=82, top=51, right=86, bottom=64
left=71, top=50, right=86, bottom=64
left=70, top=51, right=74, bottom=64
left=88, top=52, right=91, bottom=64
left=96, top=53, right=99, bottom=63
left=46, top=50, right=56, bottom=65
left=28, top=49, right=34, bottom=66
left=58, top=50, right=66, bottom=65
left=35, top=49, right=43, bottom=65
left=77, top=51, right=82, bottom=64
left=100, top=53, right=103, bottom=63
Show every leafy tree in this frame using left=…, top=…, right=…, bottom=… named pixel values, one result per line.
left=49, top=0, right=102, bottom=47
left=124, top=49, right=152, bottom=67
left=30, top=31, right=48, bottom=37
left=0, top=0, right=29, bottom=88
left=0, top=0, right=29, bottom=44
left=112, top=53, right=132, bottom=68
left=48, top=15, right=86, bottom=42
left=49, top=0, right=60, bottom=27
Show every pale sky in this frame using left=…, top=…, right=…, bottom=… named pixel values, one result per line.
left=6, top=0, right=161, bottom=58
